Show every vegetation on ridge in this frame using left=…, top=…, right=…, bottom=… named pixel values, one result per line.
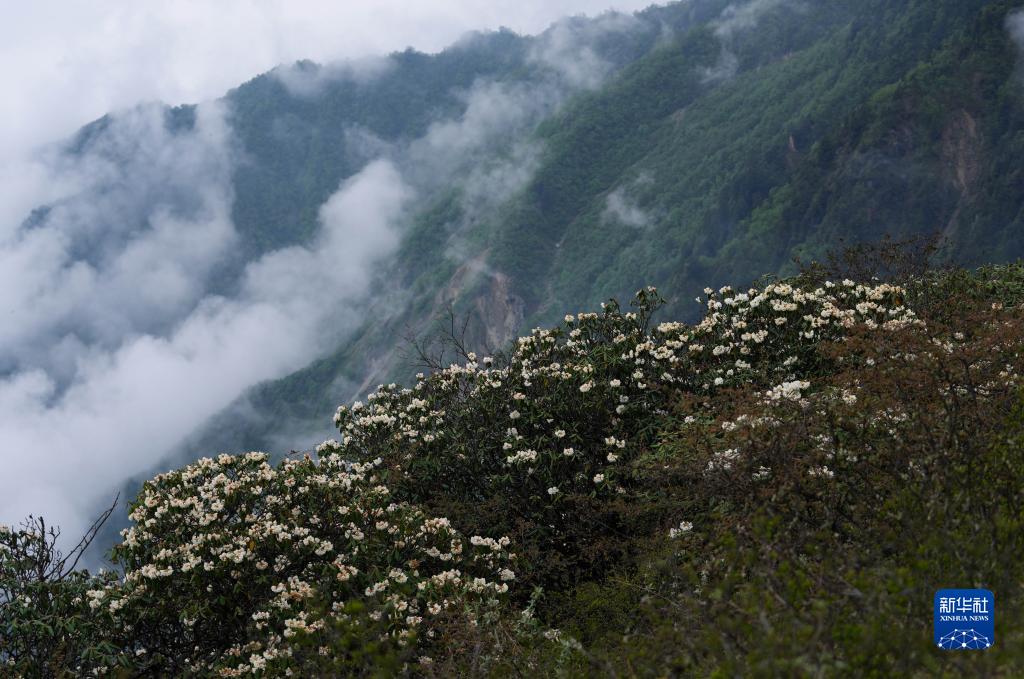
left=4, top=242, right=1024, bottom=676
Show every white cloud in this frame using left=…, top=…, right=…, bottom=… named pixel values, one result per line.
left=407, top=79, right=560, bottom=186
left=700, top=48, right=740, bottom=83
left=603, top=177, right=653, bottom=228
left=712, top=0, right=794, bottom=39
left=0, top=1, right=658, bottom=166
left=0, top=0, right=665, bottom=545
left=0, top=158, right=410, bottom=541
left=461, top=142, right=544, bottom=220
left=530, top=11, right=643, bottom=89
left=700, top=0, right=802, bottom=83
left=402, top=12, right=648, bottom=238
left=1009, top=10, right=1024, bottom=59
left=271, top=57, right=396, bottom=98
left=0, top=103, right=237, bottom=380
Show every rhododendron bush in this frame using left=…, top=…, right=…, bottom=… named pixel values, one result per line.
left=0, top=518, right=120, bottom=673
left=4, top=453, right=514, bottom=676
left=6, top=258, right=1024, bottom=676
left=331, top=281, right=919, bottom=587
left=110, top=451, right=514, bottom=675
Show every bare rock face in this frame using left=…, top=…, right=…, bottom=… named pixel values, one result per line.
left=941, top=108, right=982, bottom=237
left=943, top=108, right=981, bottom=196
left=474, top=270, right=526, bottom=351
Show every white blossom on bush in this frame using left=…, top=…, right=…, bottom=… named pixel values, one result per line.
left=100, top=450, right=514, bottom=675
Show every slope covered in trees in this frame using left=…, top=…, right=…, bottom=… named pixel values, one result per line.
left=36, top=0, right=1024, bottom=502
left=177, top=0, right=1024, bottom=472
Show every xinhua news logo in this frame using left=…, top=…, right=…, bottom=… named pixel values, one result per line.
left=934, top=589, right=994, bottom=650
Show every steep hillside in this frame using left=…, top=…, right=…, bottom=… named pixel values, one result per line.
left=182, top=0, right=1024, bottom=466
left=493, top=0, right=1024, bottom=319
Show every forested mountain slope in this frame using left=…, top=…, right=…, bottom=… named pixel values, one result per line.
left=187, top=0, right=1024, bottom=465
left=494, top=0, right=1024, bottom=319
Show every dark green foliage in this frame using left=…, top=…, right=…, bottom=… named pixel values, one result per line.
left=0, top=510, right=122, bottom=677
left=492, top=0, right=1024, bottom=325
left=334, top=291, right=676, bottom=593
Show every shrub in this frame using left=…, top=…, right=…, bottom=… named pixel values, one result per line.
left=90, top=452, right=514, bottom=675
left=332, top=280, right=918, bottom=590
left=0, top=509, right=121, bottom=676
left=516, top=279, right=1024, bottom=676
left=6, top=260, right=1024, bottom=677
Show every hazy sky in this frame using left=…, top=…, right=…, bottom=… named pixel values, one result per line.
left=0, top=1, right=656, bottom=162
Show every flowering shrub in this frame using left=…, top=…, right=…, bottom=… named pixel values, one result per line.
left=9, top=254, right=1022, bottom=676
left=330, top=281, right=918, bottom=587
left=665, top=279, right=920, bottom=389
left=689, top=296, right=1024, bottom=532
left=527, top=281, right=1024, bottom=676
left=85, top=451, right=515, bottom=675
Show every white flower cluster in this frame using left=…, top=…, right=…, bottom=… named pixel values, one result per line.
left=702, top=307, right=1024, bottom=487
left=328, top=283, right=918, bottom=508
left=668, top=281, right=920, bottom=390
left=99, top=449, right=514, bottom=675
left=766, top=380, right=810, bottom=402
left=668, top=521, right=694, bottom=538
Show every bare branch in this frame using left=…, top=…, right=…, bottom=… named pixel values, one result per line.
left=58, top=494, right=119, bottom=577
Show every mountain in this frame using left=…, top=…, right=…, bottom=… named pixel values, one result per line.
left=6, top=0, right=1024, bottom=671
left=7, top=0, right=1024, bottom=549
left=182, top=0, right=1024, bottom=463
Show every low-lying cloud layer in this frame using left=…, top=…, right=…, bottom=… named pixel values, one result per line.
left=700, top=0, right=802, bottom=83
left=0, top=103, right=411, bottom=539
left=603, top=172, right=656, bottom=229
left=712, top=0, right=795, bottom=38
left=604, top=187, right=652, bottom=228
left=0, top=1, right=656, bottom=165
left=530, top=11, right=643, bottom=89
left=0, top=105, right=237, bottom=381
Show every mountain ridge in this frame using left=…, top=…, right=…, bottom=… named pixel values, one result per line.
left=172, top=0, right=1024, bottom=475
left=9, top=0, right=1024, bottom=550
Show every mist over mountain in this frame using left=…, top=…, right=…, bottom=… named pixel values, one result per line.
left=2, top=0, right=1024, bottom=562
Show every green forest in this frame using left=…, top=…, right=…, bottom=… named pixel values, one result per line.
left=194, top=0, right=1024, bottom=464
